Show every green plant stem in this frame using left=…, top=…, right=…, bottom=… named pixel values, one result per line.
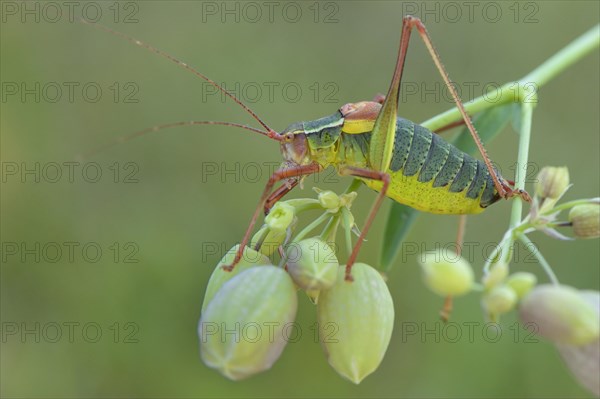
left=482, top=230, right=511, bottom=273
left=422, top=24, right=599, bottom=132
left=545, top=198, right=600, bottom=215
left=522, top=24, right=600, bottom=86
left=484, top=86, right=535, bottom=271
left=341, top=207, right=354, bottom=257
left=518, top=234, right=560, bottom=285
left=320, top=214, right=340, bottom=243
left=509, top=101, right=535, bottom=229
left=293, top=212, right=331, bottom=243
left=290, top=200, right=323, bottom=214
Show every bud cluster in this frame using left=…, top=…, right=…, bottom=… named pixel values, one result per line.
left=416, top=249, right=538, bottom=322
left=480, top=262, right=537, bottom=321
left=416, top=167, right=597, bottom=329
left=528, top=166, right=599, bottom=240
left=196, top=165, right=598, bottom=390
left=199, top=189, right=394, bottom=383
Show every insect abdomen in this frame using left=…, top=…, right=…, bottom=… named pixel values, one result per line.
left=363, top=118, right=500, bottom=214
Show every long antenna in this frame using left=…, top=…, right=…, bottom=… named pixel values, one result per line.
left=78, top=121, right=272, bottom=160
left=81, top=19, right=281, bottom=141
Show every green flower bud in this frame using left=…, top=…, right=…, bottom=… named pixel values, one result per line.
left=265, top=202, right=295, bottom=233
left=250, top=225, right=287, bottom=257
left=569, top=204, right=600, bottom=239
left=317, top=263, right=394, bottom=384
left=506, top=272, right=537, bottom=299
left=555, top=291, right=599, bottom=397
left=339, top=191, right=357, bottom=208
left=318, top=190, right=341, bottom=212
left=520, top=285, right=599, bottom=345
left=535, top=166, right=569, bottom=200
left=286, top=238, right=339, bottom=291
left=482, top=262, right=509, bottom=290
left=482, top=285, right=518, bottom=316
left=202, top=245, right=271, bottom=313
left=419, top=251, right=474, bottom=297
left=199, top=266, right=298, bottom=380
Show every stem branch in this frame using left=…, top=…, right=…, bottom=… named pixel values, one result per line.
left=518, top=234, right=560, bottom=285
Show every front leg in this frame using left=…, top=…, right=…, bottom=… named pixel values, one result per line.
left=264, top=179, right=300, bottom=215
left=338, top=166, right=390, bottom=281
left=224, top=163, right=321, bottom=271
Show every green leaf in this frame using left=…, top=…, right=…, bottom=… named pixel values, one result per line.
left=379, top=103, right=519, bottom=272
left=380, top=203, right=419, bottom=273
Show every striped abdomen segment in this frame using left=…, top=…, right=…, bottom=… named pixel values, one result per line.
left=372, top=118, right=500, bottom=214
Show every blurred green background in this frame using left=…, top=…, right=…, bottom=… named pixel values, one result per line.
left=2, top=1, right=599, bottom=397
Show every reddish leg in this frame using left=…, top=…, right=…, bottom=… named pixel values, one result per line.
left=440, top=214, right=468, bottom=322
left=339, top=166, right=390, bottom=281
left=396, top=16, right=529, bottom=202
left=264, top=179, right=300, bottom=215
left=224, top=163, right=321, bottom=271
left=440, top=296, right=454, bottom=323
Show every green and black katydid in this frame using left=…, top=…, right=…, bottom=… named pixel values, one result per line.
left=84, top=16, right=530, bottom=279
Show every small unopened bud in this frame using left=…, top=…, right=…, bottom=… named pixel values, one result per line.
left=339, top=191, right=357, bottom=207
left=569, top=204, right=600, bottom=239
left=317, top=263, right=394, bottom=384
left=265, top=202, right=295, bottom=233
left=199, top=266, right=297, bottom=380
left=520, top=285, right=599, bottom=345
left=535, top=166, right=569, bottom=200
left=506, top=272, right=537, bottom=299
left=318, top=190, right=341, bottom=212
left=482, top=285, right=518, bottom=316
left=419, top=251, right=474, bottom=297
left=202, top=245, right=270, bottom=313
left=286, top=238, right=339, bottom=291
left=482, top=262, right=509, bottom=290
left=250, top=226, right=287, bottom=257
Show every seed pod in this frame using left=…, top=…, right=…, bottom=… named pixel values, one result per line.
left=535, top=166, right=569, bottom=200
left=555, top=291, right=600, bottom=397
left=199, top=266, right=297, bottom=381
left=250, top=225, right=287, bottom=257
left=419, top=251, right=474, bottom=297
left=520, top=285, right=599, bottom=345
left=317, top=263, right=394, bottom=384
left=286, top=238, right=339, bottom=291
left=201, top=245, right=270, bottom=313
left=482, top=285, right=518, bottom=316
left=569, top=204, right=600, bottom=239
left=265, top=202, right=295, bottom=233
left=506, top=272, right=537, bottom=299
